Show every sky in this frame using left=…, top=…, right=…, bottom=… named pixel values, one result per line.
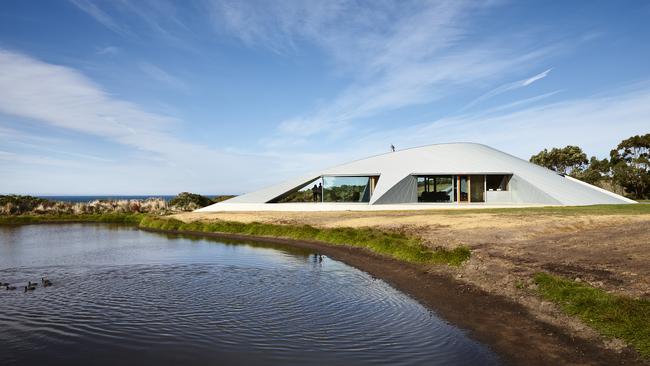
left=0, top=0, right=649, bottom=195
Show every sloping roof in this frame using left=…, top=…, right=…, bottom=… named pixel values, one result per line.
left=202, top=142, right=635, bottom=208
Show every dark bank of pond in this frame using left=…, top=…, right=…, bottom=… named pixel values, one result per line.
left=0, top=224, right=499, bottom=365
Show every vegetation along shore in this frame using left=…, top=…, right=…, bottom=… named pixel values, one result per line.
left=1, top=193, right=649, bottom=365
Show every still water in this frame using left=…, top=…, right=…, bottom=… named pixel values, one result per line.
left=0, top=224, right=500, bottom=365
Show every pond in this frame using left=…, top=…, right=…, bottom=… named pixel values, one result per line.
left=0, top=224, right=500, bottom=365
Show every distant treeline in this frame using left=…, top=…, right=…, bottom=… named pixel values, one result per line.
left=0, top=192, right=235, bottom=216
left=530, top=134, right=650, bottom=199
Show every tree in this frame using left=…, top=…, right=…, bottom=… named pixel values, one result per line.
left=168, top=192, right=213, bottom=211
left=610, top=134, right=650, bottom=199
left=530, top=145, right=588, bottom=176
left=574, top=156, right=610, bottom=185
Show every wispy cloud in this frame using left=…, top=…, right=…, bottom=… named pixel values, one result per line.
left=462, top=68, right=552, bottom=111
left=0, top=152, right=86, bottom=169
left=352, top=83, right=650, bottom=159
left=69, top=0, right=130, bottom=37
left=471, top=90, right=563, bottom=116
left=69, top=0, right=556, bottom=145
left=0, top=49, right=236, bottom=188
left=0, top=126, right=111, bottom=162
left=522, top=68, right=552, bottom=86
left=138, top=61, right=189, bottom=92
left=69, top=0, right=196, bottom=49
left=0, top=48, right=353, bottom=194
left=1, top=47, right=647, bottom=194
left=207, top=1, right=555, bottom=143
left=95, top=45, right=119, bottom=56
left=0, top=49, right=175, bottom=143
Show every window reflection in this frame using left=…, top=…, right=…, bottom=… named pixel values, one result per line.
left=417, top=176, right=453, bottom=202
left=270, top=177, right=323, bottom=203
left=322, top=176, right=372, bottom=203
left=486, top=175, right=510, bottom=191
left=270, top=176, right=378, bottom=203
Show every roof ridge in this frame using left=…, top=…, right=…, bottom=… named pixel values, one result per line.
left=326, top=142, right=487, bottom=169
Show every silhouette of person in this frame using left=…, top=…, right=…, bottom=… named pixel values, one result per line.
left=317, top=182, right=323, bottom=202
left=390, top=144, right=395, bottom=152
left=312, top=184, right=318, bottom=202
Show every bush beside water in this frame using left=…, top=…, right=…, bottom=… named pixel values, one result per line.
left=0, top=193, right=234, bottom=216
left=168, top=192, right=234, bottom=211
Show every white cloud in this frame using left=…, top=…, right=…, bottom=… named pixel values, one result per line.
left=0, top=49, right=175, bottom=141
left=523, top=68, right=552, bottom=86
left=96, top=46, right=119, bottom=56
left=0, top=47, right=647, bottom=194
left=69, top=0, right=196, bottom=49
left=2, top=4, right=647, bottom=195
left=461, top=68, right=552, bottom=111
left=352, top=84, right=650, bottom=160
left=207, top=1, right=556, bottom=144
left=69, top=0, right=130, bottom=37
left=0, top=48, right=288, bottom=194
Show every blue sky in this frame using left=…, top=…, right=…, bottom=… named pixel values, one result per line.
left=1, top=0, right=649, bottom=195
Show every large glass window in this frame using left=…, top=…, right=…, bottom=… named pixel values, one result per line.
left=322, top=176, right=372, bottom=203
left=486, top=175, right=510, bottom=191
left=270, top=177, right=323, bottom=203
left=417, top=176, right=453, bottom=202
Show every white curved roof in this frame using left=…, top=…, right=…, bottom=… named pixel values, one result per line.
left=202, top=143, right=634, bottom=209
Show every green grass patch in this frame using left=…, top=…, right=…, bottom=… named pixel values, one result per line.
left=0, top=213, right=470, bottom=266
left=534, top=272, right=650, bottom=358
left=139, top=216, right=470, bottom=266
left=0, top=213, right=145, bottom=225
left=405, top=203, right=650, bottom=216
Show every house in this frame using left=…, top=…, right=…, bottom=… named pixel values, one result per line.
left=199, top=143, right=635, bottom=212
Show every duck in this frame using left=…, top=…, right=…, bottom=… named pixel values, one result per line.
left=0, top=282, right=8, bottom=287
left=41, top=277, right=52, bottom=286
left=5, top=285, right=16, bottom=291
left=24, top=285, right=36, bottom=292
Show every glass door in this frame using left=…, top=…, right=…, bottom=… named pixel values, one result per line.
left=470, top=175, right=485, bottom=202
left=456, top=175, right=469, bottom=203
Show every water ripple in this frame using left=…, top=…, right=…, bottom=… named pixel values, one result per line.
left=0, top=224, right=500, bottom=365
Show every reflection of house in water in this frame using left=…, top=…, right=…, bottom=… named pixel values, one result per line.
left=200, top=143, right=635, bottom=211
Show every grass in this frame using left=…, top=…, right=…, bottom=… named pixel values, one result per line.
left=139, top=216, right=470, bottom=266
left=401, top=203, right=650, bottom=216
left=534, top=272, right=650, bottom=358
left=0, top=213, right=470, bottom=266
left=0, top=213, right=145, bottom=225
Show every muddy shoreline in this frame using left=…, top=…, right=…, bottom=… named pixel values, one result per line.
left=141, top=227, right=643, bottom=366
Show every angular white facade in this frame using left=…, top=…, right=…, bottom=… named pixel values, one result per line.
left=199, top=143, right=635, bottom=211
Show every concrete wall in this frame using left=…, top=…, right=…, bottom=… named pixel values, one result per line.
left=509, top=175, right=561, bottom=205
left=485, top=190, right=512, bottom=203
left=374, top=175, right=418, bottom=204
